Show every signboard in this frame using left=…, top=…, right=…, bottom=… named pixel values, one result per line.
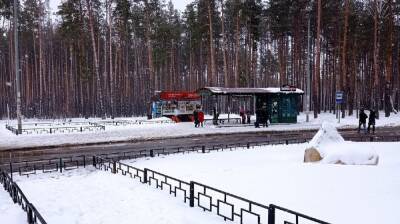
left=336, top=91, right=343, bottom=104
left=159, top=91, right=201, bottom=100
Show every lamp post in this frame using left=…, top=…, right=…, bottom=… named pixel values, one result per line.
left=305, top=1, right=312, bottom=122
left=14, top=0, right=22, bottom=134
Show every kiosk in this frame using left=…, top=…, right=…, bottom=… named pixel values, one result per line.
left=198, top=86, right=304, bottom=124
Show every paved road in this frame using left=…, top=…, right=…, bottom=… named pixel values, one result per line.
left=1, top=126, right=400, bottom=164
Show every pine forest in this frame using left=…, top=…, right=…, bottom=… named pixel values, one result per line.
left=1, top=0, right=400, bottom=118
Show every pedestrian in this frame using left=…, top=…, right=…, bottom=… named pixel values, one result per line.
left=368, top=109, right=377, bottom=134
left=262, top=105, right=269, bottom=127
left=246, top=110, right=251, bottom=124
left=239, top=107, right=245, bottom=124
left=198, top=110, right=205, bottom=127
left=193, top=107, right=199, bottom=128
left=358, top=109, right=368, bottom=133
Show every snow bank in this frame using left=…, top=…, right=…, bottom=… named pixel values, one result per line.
left=0, top=188, right=26, bottom=224
left=307, top=122, right=379, bottom=165
left=127, top=142, right=400, bottom=224
left=15, top=169, right=223, bottom=224
left=308, top=122, right=345, bottom=156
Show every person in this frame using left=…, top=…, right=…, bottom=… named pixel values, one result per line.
left=255, top=108, right=261, bottom=128
left=261, top=105, right=269, bottom=127
left=246, top=110, right=251, bottom=124
left=193, top=107, right=199, bottom=128
left=239, top=107, right=245, bottom=124
left=368, top=109, right=377, bottom=134
left=198, top=110, right=205, bottom=127
left=358, top=109, right=368, bottom=133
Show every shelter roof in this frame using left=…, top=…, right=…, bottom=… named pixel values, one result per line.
left=198, top=87, right=304, bottom=96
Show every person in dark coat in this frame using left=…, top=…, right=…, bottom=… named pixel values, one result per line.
left=246, top=110, right=251, bottom=124
left=358, top=109, right=368, bottom=133
left=368, top=109, right=377, bottom=134
left=193, top=108, right=199, bottom=128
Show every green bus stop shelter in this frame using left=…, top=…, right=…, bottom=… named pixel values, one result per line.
left=198, top=87, right=304, bottom=124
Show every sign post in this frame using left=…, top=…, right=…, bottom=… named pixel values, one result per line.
left=336, top=91, right=344, bottom=123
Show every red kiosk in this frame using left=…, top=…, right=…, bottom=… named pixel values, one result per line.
left=151, top=91, right=201, bottom=122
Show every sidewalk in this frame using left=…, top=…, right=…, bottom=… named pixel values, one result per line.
left=1, top=112, right=399, bottom=150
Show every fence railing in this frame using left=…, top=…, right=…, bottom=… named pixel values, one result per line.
left=5, top=123, right=105, bottom=135
left=0, top=168, right=47, bottom=224
left=92, top=154, right=330, bottom=224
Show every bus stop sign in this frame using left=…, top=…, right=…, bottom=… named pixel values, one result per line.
left=336, top=91, right=343, bottom=104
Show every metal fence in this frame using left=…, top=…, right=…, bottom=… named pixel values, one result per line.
left=0, top=167, right=47, bottom=224
left=5, top=123, right=105, bottom=135
left=92, top=154, right=330, bottom=224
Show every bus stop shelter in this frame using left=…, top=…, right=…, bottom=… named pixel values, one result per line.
left=197, top=87, right=304, bottom=124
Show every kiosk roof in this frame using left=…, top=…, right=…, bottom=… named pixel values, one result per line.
left=198, top=87, right=304, bottom=96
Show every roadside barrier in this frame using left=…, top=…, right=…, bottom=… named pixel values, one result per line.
left=93, top=155, right=330, bottom=224
left=4, top=135, right=391, bottom=224
left=0, top=167, right=47, bottom=224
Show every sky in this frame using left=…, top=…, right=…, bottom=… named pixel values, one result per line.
left=49, top=0, right=192, bottom=15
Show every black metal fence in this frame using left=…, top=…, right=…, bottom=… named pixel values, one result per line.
left=5, top=118, right=176, bottom=135
left=0, top=167, right=47, bottom=224
left=92, top=154, right=330, bottom=224
left=5, top=122, right=105, bottom=135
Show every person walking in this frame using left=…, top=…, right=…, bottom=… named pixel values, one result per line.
left=193, top=107, right=199, bottom=128
left=246, top=110, right=251, bottom=124
left=358, top=109, right=368, bottom=133
left=368, top=109, right=377, bottom=134
left=198, top=110, right=205, bottom=127
left=240, top=107, right=245, bottom=124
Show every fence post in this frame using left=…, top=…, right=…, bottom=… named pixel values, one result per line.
left=59, top=158, right=63, bottom=173
left=286, top=140, right=289, bottom=145
left=150, top=149, right=154, bottom=157
left=143, top=168, right=148, bottom=184
left=112, top=161, right=117, bottom=174
left=92, top=156, right=96, bottom=167
left=247, top=142, right=250, bottom=149
left=80, top=127, right=83, bottom=132
left=83, top=155, right=86, bottom=168
left=27, top=204, right=33, bottom=224
left=268, top=205, right=275, bottom=224
left=9, top=162, right=13, bottom=181
left=189, top=181, right=194, bottom=207
left=202, top=146, right=205, bottom=153
left=50, top=128, right=52, bottom=134
left=12, top=183, right=17, bottom=203
left=370, top=136, right=374, bottom=142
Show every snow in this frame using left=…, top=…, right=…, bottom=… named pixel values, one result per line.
left=124, top=142, right=400, bottom=224
left=0, top=186, right=26, bottom=224
left=7, top=141, right=400, bottom=224
left=14, top=168, right=223, bottom=224
left=309, top=122, right=379, bottom=165
left=1, top=112, right=400, bottom=150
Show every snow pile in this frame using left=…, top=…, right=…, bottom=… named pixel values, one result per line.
left=307, top=122, right=379, bottom=165
left=308, top=122, right=345, bottom=157
left=126, top=142, right=400, bottom=224
left=0, top=188, right=26, bottom=224
left=15, top=168, right=223, bottom=224
left=149, top=117, right=174, bottom=122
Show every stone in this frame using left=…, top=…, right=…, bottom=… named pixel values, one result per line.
left=304, top=147, right=322, bottom=163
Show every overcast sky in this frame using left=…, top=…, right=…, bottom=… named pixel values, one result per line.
left=49, top=0, right=192, bottom=14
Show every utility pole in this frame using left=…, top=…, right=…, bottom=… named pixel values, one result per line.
left=14, top=0, right=22, bottom=134
left=306, top=3, right=312, bottom=122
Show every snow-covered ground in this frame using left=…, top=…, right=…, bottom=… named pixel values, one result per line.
left=14, top=167, right=223, bottom=224
left=1, top=112, right=400, bottom=150
left=0, top=186, right=26, bottom=224
left=123, top=142, right=400, bottom=224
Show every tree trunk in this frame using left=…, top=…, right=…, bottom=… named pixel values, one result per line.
left=208, top=0, right=216, bottom=86
left=86, top=0, right=105, bottom=118
left=313, top=0, right=321, bottom=118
